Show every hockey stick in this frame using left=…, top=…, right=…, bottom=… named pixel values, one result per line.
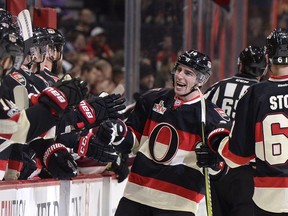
left=13, top=85, right=29, bottom=110
left=17, top=9, right=33, bottom=55
left=196, top=87, right=213, bottom=216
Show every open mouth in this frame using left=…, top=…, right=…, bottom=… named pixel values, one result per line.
left=176, top=81, right=186, bottom=88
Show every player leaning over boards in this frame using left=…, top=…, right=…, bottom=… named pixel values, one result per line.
left=97, top=49, right=231, bottom=216
left=197, top=28, right=288, bottom=216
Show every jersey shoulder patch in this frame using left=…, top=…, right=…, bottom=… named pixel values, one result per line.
left=9, top=72, right=26, bottom=86
left=214, top=108, right=230, bottom=121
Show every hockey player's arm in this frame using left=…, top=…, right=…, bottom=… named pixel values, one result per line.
left=0, top=104, right=58, bottom=143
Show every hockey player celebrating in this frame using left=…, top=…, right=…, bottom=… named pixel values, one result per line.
left=197, top=28, right=288, bottom=215
left=204, top=46, right=266, bottom=216
left=96, top=49, right=231, bottom=216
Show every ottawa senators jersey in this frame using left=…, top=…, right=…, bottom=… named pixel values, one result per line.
left=205, top=73, right=259, bottom=121
left=123, top=88, right=230, bottom=213
left=218, top=75, right=288, bottom=213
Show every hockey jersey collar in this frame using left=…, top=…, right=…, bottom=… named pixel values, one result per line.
left=173, top=95, right=201, bottom=108
left=269, top=74, right=288, bottom=81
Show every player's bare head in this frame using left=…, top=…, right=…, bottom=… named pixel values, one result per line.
left=0, top=22, right=23, bottom=77
left=238, top=46, right=266, bottom=77
left=171, top=49, right=212, bottom=87
left=266, top=28, right=288, bottom=65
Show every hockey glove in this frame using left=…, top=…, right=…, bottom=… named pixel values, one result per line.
left=53, top=74, right=87, bottom=106
left=43, top=143, right=78, bottom=179
left=207, top=123, right=230, bottom=153
left=31, top=75, right=87, bottom=116
left=18, top=149, right=37, bottom=180
left=75, top=94, right=126, bottom=129
left=107, top=153, right=129, bottom=183
left=74, top=131, right=117, bottom=163
left=99, top=119, right=131, bottom=153
left=195, top=142, right=220, bottom=171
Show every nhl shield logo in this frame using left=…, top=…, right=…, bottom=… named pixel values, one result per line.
left=153, top=100, right=167, bottom=115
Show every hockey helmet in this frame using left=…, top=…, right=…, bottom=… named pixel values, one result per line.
left=33, top=27, right=50, bottom=47
left=172, top=49, right=212, bottom=86
left=266, top=28, right=288, bottom=65
left=0, top=23, right=23, bottom=60
left=0, top=23, right=23, bottom=72
left=238, top=46, right=266, bottom=77
left=0, top=9, right=14, bottom=25
left=47, top=28, right=65, bottom=51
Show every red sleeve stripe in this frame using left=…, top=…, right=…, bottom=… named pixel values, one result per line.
left=254, top=177, right=288, bottom=188
left=7, top=160, right=23, bottom=171
left=255, top=122, right=263, bottom=142
left=0, top=160, right=8, bottom=171
left=129, top=172, right=204, bottom=203
left=220, top=139, right=255, bottom=166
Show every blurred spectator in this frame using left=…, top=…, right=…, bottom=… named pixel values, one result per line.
left=86, top=27, right=114, bottom=59
left=247, top=17, right=266, bottom=47
left=75, top=8, right=96, bottom=36
left=156, top=35, right=177, bottom=71
left=81, top=60, right=104, bottom=97
left=112, top=65, right=125, bottom=85
left=90, top=59, right=116, bottom=94
left=155, top=35, right=177, bottom=88
left=133, top=63, right=155, bottom=101
left=68, top=51, right=91, bottom=78
left=65, top=31, right=88, bottom=53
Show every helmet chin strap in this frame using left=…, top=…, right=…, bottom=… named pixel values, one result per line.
left=179, top=84, right=200, bottom=97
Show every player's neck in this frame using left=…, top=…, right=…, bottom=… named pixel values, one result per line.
left=176, top=90, right=200, bottom=102
left=271, top=65, right=288, bottom=76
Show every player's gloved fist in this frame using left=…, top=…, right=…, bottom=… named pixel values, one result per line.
left=43, top=143, right=78, bottom=179
left=195, top=142, right=219, bottom=171
left=111, top=119, right=127, bottom=145
left=53, top=74, right=87, bottom=107
left=75, top=94, right=125, bottom=129
left=74, top=131, right=117, bottom=163
left=107, top=153, right=129, bottom=183
left=207, top=123, right=230, bottom=153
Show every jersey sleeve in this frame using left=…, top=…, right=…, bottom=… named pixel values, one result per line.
left=0, top=104, right=58, bottom=143
left=218, top=88, right=256, bottom=168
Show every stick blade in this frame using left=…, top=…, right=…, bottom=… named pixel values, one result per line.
left=17, top=9, right=33, bottom=55
left=13, top=85, right=29, bottom=110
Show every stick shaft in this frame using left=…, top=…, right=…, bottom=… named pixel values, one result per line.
left=196, top=87, right=213, bottom=216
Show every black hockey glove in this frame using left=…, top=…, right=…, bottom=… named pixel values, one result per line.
left=43, top=143, right=78, bottom=180
left=195, top=142, right=229, bottom=181
left=74, top=130, right=117, bottom=163
left=195, top=142, right=220, bottom=171
left=107, top=153, right=129, bottom=183
left=18, top=150, right=37, bottom=180
left=99, top=119, right=130, bottom=153
left=33, top=74, right=87, bottom=116
left=75, top=94, right=126, bottom=129
left=53, top=74, right=87, bottom=107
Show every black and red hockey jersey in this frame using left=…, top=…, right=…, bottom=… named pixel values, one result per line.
left=205, top=73, right=259, bottom=121
left=123, top=88, right=230, bottom=213
left=219, top=75, right=288, bottom=213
